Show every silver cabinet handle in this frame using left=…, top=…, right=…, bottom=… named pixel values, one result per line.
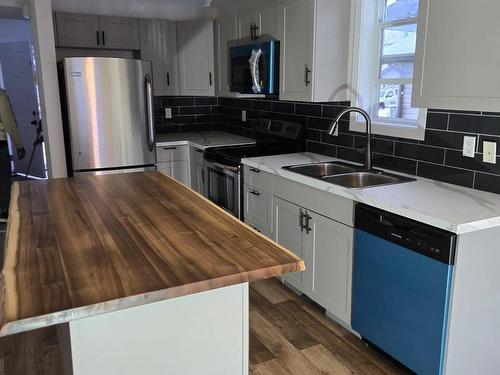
left=304, top=65, right=311, bottom=86
left=195, top=149, right=203, bottom=153
left=167, top=72, right=170, bottom=86
left=249, top=189, right=260, bottom=196
left=162, top=146, right=177, bottom=150
left=299, top=209, right=305, bottom=232
left=209, top=72, right=213, bottom=86
left=145, top=74, right=155, bottom=151
left=96, top=30, right=100, bottom=45
left=249, top=167, right=260, bottom=173
left=101, top=31, right=106, bottom=46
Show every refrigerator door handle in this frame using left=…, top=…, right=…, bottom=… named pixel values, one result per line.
left=145, top=74, right=155, bottom=152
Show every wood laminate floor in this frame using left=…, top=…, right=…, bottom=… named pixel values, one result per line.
left=0, top=278, right=411, bottom=375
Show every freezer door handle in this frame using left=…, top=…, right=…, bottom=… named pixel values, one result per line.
left=145, top=74, right=155, bottom=152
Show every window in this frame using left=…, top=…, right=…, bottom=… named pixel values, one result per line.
left=348, top=0, right=426, bottom=140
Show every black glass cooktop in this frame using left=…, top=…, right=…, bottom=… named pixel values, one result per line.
left=204, top=143, right=293, bottom=167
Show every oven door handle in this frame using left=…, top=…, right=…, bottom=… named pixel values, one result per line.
left=205, top=159, right=239, bottom=174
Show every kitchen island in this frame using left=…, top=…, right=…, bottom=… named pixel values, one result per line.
left=1, top=172, right=304, bottom=375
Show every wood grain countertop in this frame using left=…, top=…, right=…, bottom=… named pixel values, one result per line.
left=0, top=172, right=304, bottom=337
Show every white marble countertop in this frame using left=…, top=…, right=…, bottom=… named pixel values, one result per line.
left=241, top=152, right=500, bottom=234
left=156, top=131, right=255, bottom=150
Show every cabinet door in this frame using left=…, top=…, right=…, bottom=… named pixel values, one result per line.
left=177, top=21, right=215, bottom=96
left=274, top=197, right=306, bottom=292
left=139, top=19, right=179, bottom=96
left=237, top=9, right=257, bottom=39
left=192, top=163, right=205, bottom=194
left=216, top=15, right=237, bottom=97
left=279, top=0, right=314, bottom=101
left=157, top=161, right=189, bottom=186
left=243, top=184, right=272, bottom=235
left=99, top=16, right=140, bottom=50
left=55, top=13, right=100, bottom=48
left=258, top=4, right=279, bottom=38
left=306, top=211, right=353, bottom=324
left=413, top=0, right=500, bottom=111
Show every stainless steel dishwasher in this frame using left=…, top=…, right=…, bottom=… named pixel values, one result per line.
left=352, top=204, right=456, bottom=375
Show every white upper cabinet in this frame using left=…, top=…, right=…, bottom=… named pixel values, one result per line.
left=139, top=19, right=179, bottom=96
left=237, top=8, right=257, bottom=39
left=413, top=0, right=500, bottom=112
left=237, top=5, right=280, bottom=40
left=55, top=13, right=140, bottom=50
left=215, top=15, right=237, bottom=97
left=99, top=16, right=140, bottom=50
left=278, top=0, right=349, bottom=102
left=177, top=20, right=215, bottom=96
left=55, top=13, right=100, bottom=48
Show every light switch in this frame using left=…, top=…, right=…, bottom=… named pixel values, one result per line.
left=165, top=108, right=172, bottom=119
left=483, top=141, right=497, bottom=164
left=242, top=110, right=247, bottom=122
left=462, top=136, right=476, bottom=158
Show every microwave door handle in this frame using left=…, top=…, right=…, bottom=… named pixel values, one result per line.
left=250, top=49, right=262, bottom=94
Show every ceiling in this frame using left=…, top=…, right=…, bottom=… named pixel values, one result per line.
left=51, top=0, right=216, bottom=20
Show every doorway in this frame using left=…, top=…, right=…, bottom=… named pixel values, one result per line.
left=0, top=13, right=46, bottom=179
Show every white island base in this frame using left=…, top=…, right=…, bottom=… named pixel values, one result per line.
left=57, top=283, right=249, bottom=375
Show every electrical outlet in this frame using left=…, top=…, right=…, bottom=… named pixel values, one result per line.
left=462, top=136, right=476, bottom=158
left=483, top=141, right=497, bottom=164
left=242, top=110, right=247, bottom=122
left=165, top=108, right=172, bottom=119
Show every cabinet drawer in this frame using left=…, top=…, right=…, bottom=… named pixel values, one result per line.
left=156, top=145, right=189, bottom=163
left=243, top=184, right=273, bottom=234
left=243, top=165, right=273, bottom=193
left=192, top=147, right=205, bottom=165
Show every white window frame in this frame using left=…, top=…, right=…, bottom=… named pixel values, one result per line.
left=347, top=0, right=426, bottom=141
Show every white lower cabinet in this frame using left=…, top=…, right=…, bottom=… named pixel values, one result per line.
left=243, top=184, right=273, bottom=236
left=157, top=161, right=189, bottom=185
left=191, top=162, right=205, bottom=195
left=274, top=197, right=306, bottom=291
left=273, top=196, right=353, bottom=325
left=306, top=211, right=352, bottom=323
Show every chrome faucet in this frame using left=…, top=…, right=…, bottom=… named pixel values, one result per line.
left=327, top=107, right=372, bottom=170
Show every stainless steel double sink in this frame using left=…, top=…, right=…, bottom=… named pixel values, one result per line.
left=282, top=161, right=415, bottom=189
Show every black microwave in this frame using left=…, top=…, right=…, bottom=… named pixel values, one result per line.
left=229, top=40, right=279, bottom=95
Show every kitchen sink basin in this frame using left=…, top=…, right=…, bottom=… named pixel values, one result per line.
left=283, top=161, right=363, bottom=178
left=322, top=171, right=415, bottom=188
left=283, top=161, right=415, bottom=188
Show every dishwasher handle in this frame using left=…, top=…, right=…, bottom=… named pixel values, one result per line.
left=355, top=204, right=456, bottom=265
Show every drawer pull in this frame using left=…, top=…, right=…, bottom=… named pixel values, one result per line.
left=162, top=147, right=177, bottom=150
left=249, top=189, right=260, bottom=196
left=249, top=167, right=260, bottom=173
left=195, top=149, right=203, bottom=153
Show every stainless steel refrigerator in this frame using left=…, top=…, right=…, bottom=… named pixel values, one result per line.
left=61, top=57, right=156, bottom=175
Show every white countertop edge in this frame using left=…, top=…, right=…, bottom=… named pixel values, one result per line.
left=156, top=139, right=256, bottom=150
left=241, top=152, right=500, bottom=235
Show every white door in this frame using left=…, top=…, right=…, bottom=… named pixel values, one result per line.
left=243, top=184, right=272, bottom=236
left=0, top=41, right=44, bottom=178
left=306, top=210, right=353, bottom=324
left=413, top=0, right=500, bottom=111
left=279, top=0, right=314, bottom=101
left=259, top=4, right=280, bottom=38
left=274, top=197, right=306, bottom=292
left=237, top=9, right=257, bottom=39
left=139, top=19, right=179, bottom=96
left=177, top=21, right=215, bottom=96
left=216, top=15, right=237, bottom=96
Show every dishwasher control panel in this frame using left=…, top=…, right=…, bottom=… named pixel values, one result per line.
left=355, top=204, right=456, bottom=265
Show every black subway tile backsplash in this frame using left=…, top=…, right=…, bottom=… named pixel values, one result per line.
left=154, top=95, right=500, bottom=195
left=417, top=162, right=475, bottom=188
left=449, top=114, right=500, bottom=136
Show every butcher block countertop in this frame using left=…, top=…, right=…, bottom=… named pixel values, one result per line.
left=1, top=172, right=304, bottom=337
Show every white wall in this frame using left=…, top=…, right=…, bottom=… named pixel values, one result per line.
left=51, top=0, right=217, bottom=20
left=0, top=19, right=31, bottom=42
left=29, top=0, right=67, bottom=178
